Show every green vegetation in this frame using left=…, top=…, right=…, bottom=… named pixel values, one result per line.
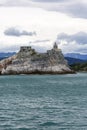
left=71, top=62, right=87, bottom=71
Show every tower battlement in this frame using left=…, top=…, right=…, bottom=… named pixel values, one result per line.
left=20, top=46, right=32, bottom=52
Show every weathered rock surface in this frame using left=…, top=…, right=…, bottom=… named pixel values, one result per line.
left=0, top=43, right=74, bottom=74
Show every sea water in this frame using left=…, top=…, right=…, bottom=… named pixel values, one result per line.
left=0, top=73, right=87, bottom=130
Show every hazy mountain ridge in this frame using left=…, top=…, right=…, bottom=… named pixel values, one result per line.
left=64, top=53, right=87, bottom=60
left=65, top=57, right=87, bottom=65
left=0, top=52, right=16, bottom=60
left=65, top=54, right=87, bottom=71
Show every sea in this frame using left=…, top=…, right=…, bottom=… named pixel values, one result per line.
left=0, top=73, right=87, bottom=130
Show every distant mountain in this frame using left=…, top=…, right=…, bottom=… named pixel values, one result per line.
left=0, top=52, right=16, bottom=60
left=65, top=56, right=87, bottom=71
left=64, top=53, right=87, bottom=60
left=65, top=57, right=87, bottom=65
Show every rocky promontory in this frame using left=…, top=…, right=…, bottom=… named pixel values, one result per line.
left=0, top=43, right=74, bottom=74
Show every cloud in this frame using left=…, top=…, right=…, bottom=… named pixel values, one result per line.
left=29, top=39, right=51, bottom=52
left=29, top=39, right=50, bottom=44
left=0, top=0, right=33, bottom=6
left=56, top=3, right=87, bottom=19
left=0, top=0, right=87, bottom=19
left=0, top=0, right=68, bottom=5
left=0, top=39, right=51, bottom=53
left=32, top=0, right=66, bottom=2
left=37, top=1, right=87, bottom=19
left=4, top=27, right=36, bottom=37
left=56, top=32, right=87, bottom=54
left=31, top=0, right=87, bottom=19
left=75, top=48, right=87, bottom=54
left=57, top=32, right=87, bottom=45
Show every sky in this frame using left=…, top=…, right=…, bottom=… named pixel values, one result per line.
left=0, top=0, right=87, bottom=54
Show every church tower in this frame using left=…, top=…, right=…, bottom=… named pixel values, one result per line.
left=53, top=42, right=58, bottom=50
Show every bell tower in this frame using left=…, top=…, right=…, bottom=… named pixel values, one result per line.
left=53, top=42, right=58, bottom=50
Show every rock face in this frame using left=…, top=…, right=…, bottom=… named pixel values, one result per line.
left=0, top=43, right=74, bottom=74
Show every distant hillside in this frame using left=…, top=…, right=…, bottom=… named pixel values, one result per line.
left=64, top=53, right=87, bottom=60
left=71, top=62, right=87, bottom=71
left=65, top=57, right=87, bottom=71
left=65, top=57, right=87, bottom=65
left=0, top=52, right=16, bottom=60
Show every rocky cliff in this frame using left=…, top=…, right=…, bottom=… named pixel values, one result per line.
left=0, top=43, right=74, bottom=74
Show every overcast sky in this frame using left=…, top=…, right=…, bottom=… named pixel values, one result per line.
left=0, top=0, right=87, bottom=54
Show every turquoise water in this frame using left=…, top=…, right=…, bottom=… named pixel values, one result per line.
left=0, top=73, right=87, bottom=130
